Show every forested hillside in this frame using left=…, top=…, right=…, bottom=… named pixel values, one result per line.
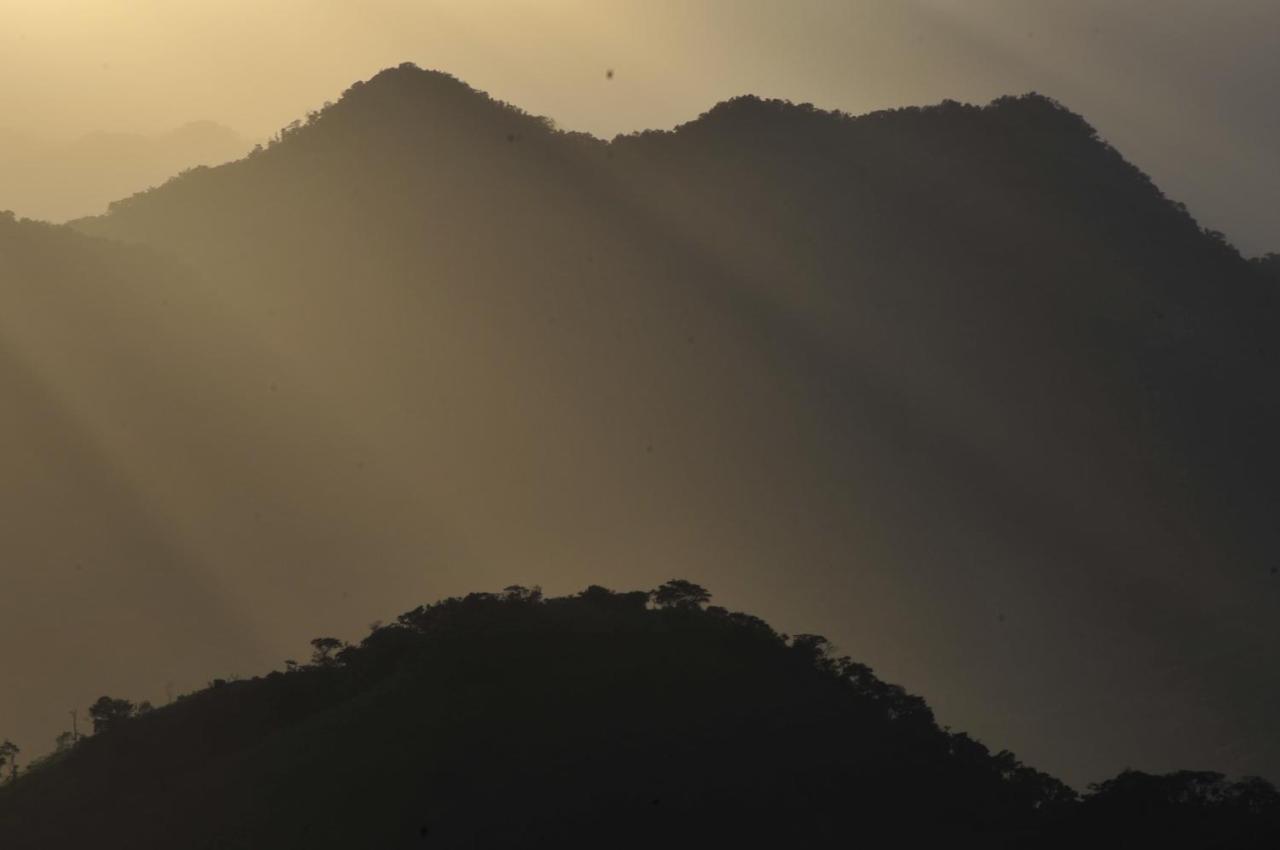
left=2, top=583, right=1275, bottom=848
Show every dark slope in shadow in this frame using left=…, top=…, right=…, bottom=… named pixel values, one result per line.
left=3, top=585, right=1276, bottom=848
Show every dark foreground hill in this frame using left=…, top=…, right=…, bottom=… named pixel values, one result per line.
left=1, top=583, right=1276, bottom=848
left=5, top=63, right=1280, bottom=785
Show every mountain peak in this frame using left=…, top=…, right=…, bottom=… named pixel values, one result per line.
left=295, top=62, right=554, bottom=143
left=348, top=62, right=475, bottom=100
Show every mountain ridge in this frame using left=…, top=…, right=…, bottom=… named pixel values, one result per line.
left=79, top=64, right=1263, bottom=266
left=4, top=63, right=1279, bottom=790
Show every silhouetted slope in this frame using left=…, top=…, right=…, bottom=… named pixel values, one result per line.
left=2, top=585, right=1274, bottom=848
left=4, top=63, right=1277, bottom=788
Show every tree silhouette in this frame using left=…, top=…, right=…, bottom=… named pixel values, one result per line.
left=1254, top=252, right=1280, bottom=281
left=650, top=579, right=711, bottom=609
left=309, top=637, right=345, bottom=667
left=0, top=740, right=17, bottom=782
left=501, top=584, right=542, bottom=603
left=88, top=696, right=135, bottom=735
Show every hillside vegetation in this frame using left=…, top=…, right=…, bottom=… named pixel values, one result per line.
left=2, top=582, right=1276, bottom=848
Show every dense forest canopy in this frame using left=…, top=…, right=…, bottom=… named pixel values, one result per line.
left=2, top=583, right=1276, bottom=848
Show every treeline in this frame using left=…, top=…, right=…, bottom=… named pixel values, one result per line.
left=2, top=581, right=1277, bottom=847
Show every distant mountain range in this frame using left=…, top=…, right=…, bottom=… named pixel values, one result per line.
left=3, top=64, right=1279, bottom=797
left=0, top=121, right=250, bottom=222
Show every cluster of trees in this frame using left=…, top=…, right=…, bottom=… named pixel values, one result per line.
left=1255, top=252, right=1280, bottom=280
left=88, top=696, right=153, bottom=734
left=0, top=740, right=17, bottom=783
left=1, top=696, right=158, bottom=781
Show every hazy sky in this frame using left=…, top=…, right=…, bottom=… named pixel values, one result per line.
left=1, top=1, right=1278, bottom=253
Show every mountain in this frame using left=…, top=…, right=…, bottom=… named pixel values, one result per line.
left=3, top=64, right=1279, bottom=788
left=1, top=584, right=1276, bottom=849
left=0, top=121, right=249, bottom=223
